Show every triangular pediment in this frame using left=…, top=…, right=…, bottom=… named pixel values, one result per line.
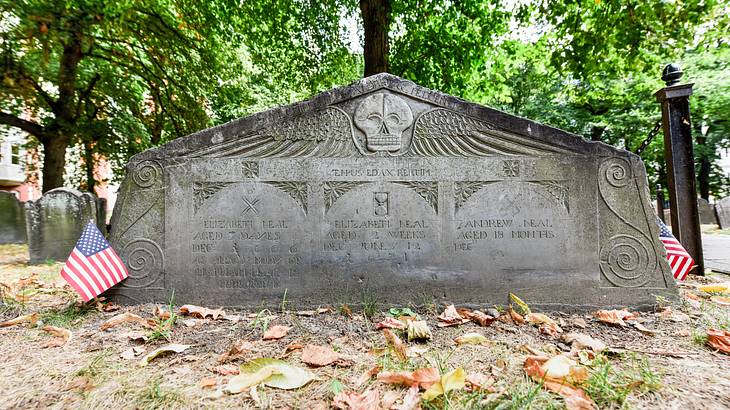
left=142, top=74, right=618, bottom=160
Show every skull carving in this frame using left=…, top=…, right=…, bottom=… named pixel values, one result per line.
left=354, top=93, right=414, bottom=152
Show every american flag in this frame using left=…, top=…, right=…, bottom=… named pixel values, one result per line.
left=658, top=219, right=695, bottom=281
left=60, top=221, right=128, bottom=301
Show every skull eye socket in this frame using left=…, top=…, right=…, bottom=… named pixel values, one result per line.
left=365, top=113, right=383, bottom=126
left=385, top=113, right=401, bottom=126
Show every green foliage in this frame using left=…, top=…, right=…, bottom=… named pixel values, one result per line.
left=583, top=354, right=662, bottom=408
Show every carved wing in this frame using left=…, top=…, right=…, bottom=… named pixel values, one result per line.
left=410, top=108, right=570, bottom=156
left=189, top=107, right=356, bottom=158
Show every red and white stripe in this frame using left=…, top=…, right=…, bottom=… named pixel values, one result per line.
left=60, top=248, right=128, bottom=301
left=661, top=237, right=694, bottom=281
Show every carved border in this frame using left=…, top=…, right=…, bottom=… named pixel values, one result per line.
left=267, top=182, right=308, bottom=214
left=393, top=181, right=438, bottom=214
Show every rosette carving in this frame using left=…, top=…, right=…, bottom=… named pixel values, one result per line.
left=121, top=239, right=164, bottom=288
left=599, top=234, right=654, bottom=288
left=132, top=160, right=163, bottom=188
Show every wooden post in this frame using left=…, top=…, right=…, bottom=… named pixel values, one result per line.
left=656, top=184, right=665, bottom=222
left=655, top=63, right=704, bottom=274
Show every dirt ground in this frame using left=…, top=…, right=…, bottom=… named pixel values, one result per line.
left=1, top=244, right=729, bottom=410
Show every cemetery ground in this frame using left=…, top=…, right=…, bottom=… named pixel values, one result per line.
left=1, top=244, right=729, bottom=410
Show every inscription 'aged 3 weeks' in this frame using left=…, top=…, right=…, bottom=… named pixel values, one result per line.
left=109, top=74, right=676, bottom=311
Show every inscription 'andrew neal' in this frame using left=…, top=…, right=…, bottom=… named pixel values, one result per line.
left=109, top=73, right=676, bottom=311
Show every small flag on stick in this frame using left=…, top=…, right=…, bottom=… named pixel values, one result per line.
left=60, top=221, right=128, bottom=301
left=657, top=219, right=695, bottom=281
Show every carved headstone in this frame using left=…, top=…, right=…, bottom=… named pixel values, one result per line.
left=717, top=197, right=730, bottom=229
left=108, top=74, right=676, bottom=310
left=0, top=191, right=26, bottom=244
left=697, top=198, right=718, bottom=226
left=25, top=188, right=100, bottom=264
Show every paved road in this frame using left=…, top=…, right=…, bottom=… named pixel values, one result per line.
left=703, top=234, right=730, bottom=274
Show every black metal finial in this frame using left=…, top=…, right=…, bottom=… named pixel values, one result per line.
left=661, top=63, right=683, bottom=86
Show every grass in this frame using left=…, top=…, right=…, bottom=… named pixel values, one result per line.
left=582, top=354, right=662, bottom=408
left=40, top=303, right=96, bottom=328
left=453, top=378, right=563, bottom=410
left=147, top=297, right=179, bottom=342
left=75, top=349, right=113, bottom=379
left=134, top=377, right=184, bottom=410
left=360, top=286, right=380, bottom=319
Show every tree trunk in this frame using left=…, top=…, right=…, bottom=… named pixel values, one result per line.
left=360, top=0, right=391, bottom=76
left=84, top=141, right=96, bottom=193
left=42, top=135, right=69, bottom=193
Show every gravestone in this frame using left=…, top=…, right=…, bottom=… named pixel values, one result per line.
left=108, top=74, right=676, bottom=310
left=697, top=198, right=718, bottom=225
left=0, top=191, right=26, bottom=244
left=25, top=188, right=100, bottom=264
left=717, top=197, right=730, bottom=229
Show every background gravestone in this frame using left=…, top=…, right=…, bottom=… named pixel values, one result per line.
left=717, top=197, right=730, bottom=229
left=0, top=191, right=27, bottom=244
left=697, top=198, right=718, bottom=225
left=25, top=188, right=100, bottom=264
left=108, top=73, right=676, bottom=311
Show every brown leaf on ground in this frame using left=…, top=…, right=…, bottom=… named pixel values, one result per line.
left=99, top=312, right=153, bottom=331
left=526, top=312, right=556, bottom=325
left=382, top=329, right=407, bottom=360
left=560, top=333, right=606, bottom=354
left=393, top=385, right=421, bottom=410
left=200, top=377, right=217, bottom=389
left=217, top=340, right=255, bottom=363
left=539, top=322, right=563, bottom=337
left=262, top=325, right=290, bottom=340
left=139, top=344, right=191, bottom=366
left=120, top=346, right=145, bottom=360
left=179, top=305, right=225, bottom=320
left=375, top=317, right=406, bottom=330
left=154, top=305, right=171, bottom=320
left=341, top=304, right=353, bottom=318
left=437, top=305, right=469, bottom=327
left=300, top=344, right=342, bottom=367
left=593, top=309, right=636, bottom=327
left=42, top=325, right=72, bottom=347
left=377, top=367, right=440, bottom=388
left=509, top=309, right=526, bottom=325
left=454, top=332, right=488, bottom=345
left=524, top=355, right=594, bottom=406
left=571, top=318, right=587, bottom=328
left=0, top=312, right=38, bottom=328
left=65, top=376, right=94, bottom=392
left=281, top=342, right=304, bottom=357
left=631, top=322, right=656, bottom=336
left=464, top=310, right=495, bottom=327
left=465, top=372, right=495, bottom=392
left=381, top=390, right=401, bottom=409
left=710, top=296, right=730, bottom=306
left=332, top=389, right=381, bottom=410
left=355, top=365, right=381, bottom=387
left=406, top=320, right=432, bottom=341
left=210, top=364, right=240, bottom=375
left=126, top=330, right=149, bottom=342
left=182, top=318, right=202, bottom=328
left=707, top=328, right=730, bottom=354
left=95, top=300, right=119, bottom=312
left=565, top=394, right=597, bottom=410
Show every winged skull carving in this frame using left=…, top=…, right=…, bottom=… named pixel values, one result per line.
left=410, top=108, right=570, bottom=156
left=188, top=107, right=357, bottom=158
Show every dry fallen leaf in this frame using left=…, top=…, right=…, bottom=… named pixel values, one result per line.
left=100, top=312, right=153, bottom=331
left=300, top=344, right=342, bottom=367
left=437, top=305, right=469, bottom=327
left=561, top=333, right=606, bottom=354
left=406, top=320, right=432, bottom=341
left=707, top=328, right=730, bottom=354
left=179, top=305, right=225, bottom=320
left=139, top=344, right=191, bottom=366
left=200, top=377, right=217, bottom=389
left=375, top=317, right=407, bottom=330
left=0, top=312, right=39, bottom=328
left=465, top=372, right=495, bottom=392
left=710, top=296, right=730, bottom=306
left=154, top=305, right=171, bottom=320
left=422, top=367, right=466, bottom=401
left=217, top=340, right=255, bottom=363
left=263, top=325, right=291, bottom=340
left=393, top=385, right=421, bottom=410
left=126, top=330, right=149, bottom=342
left=210, top=364, right=240, bottom=375
left=454, top=332, right=488, bottom=345
left=464, top=310, right=495, bottom=327
left=382, top=329, right=408, bottom=360
left=631, top=321, right=656, bottom=336
left=42, top=325, right=72, bottom=347
left=593, top=309, right=636, bottom=327
left=377, top=367, right=440, bottom=388
left=332, top=389, right=381, bottom=410
left=509, top=293, right=532, bottom=315
left=523, top=355, right=594, bottom=408
left=509, top=309, right=526, bottom=325
left=355, top=365, right=382, bottom=387
left=226, top=358, right=314, bottom=393
left=698, top=283, right=730, bottom=294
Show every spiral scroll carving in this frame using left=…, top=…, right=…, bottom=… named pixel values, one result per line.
left=604, top=158, right=632, bottom=188
left=121, top=239, right=164, bottom=288
left=132, top=160, right=162, bottom=188
left=599, top=235, right=654, bottom=288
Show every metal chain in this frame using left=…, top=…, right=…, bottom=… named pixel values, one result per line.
left=635, top=119, right=663, bottom=155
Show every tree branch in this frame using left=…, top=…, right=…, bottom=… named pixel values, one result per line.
left=0, top=111, right=47, bottom=140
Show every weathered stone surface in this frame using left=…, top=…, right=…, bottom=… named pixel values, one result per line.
left=108, top=74, right=676, bottom=311
left=0, top=191, right=26, bottom=244
left=697, top=198, right=718, bottom=225
left=25, top=188, right=100, bottom=264
left=717, top=197, right=730, bottom=229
